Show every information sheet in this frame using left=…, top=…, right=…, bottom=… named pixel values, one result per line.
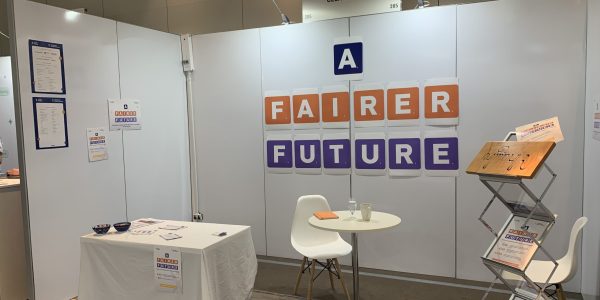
left=29, top=40, right=65, bottom=94
left=154, top=246, right=182, bottom=293
left=108, top=99, right=142, bottom=131
left=33, top=97, right=68, bottom=149
left=516, top=116, right=564, bottom=142
left=487, top=216, right=549, bottom=270
left=86, top=127, right=108, bottom=162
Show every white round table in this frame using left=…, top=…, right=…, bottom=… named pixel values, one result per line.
left=309, top=211, right=401, bottom=300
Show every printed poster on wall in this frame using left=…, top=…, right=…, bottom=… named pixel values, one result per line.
left=29, top=40, right=66, bottom=94
left=354, top=132, right=386, bottom=176
left=423, top=130, right=459, bottom=177
left=486, top=216, right=549, bottom=271
left=323, top=132, right=351, bottom=175
left=86, top=127, right=108, bottom=162
left=388, top=131, right=422, bottom=177
left=516, top=116, right=564, bottom=143
left=353, top=83, right=385, bottom=128
left=33, top=97, right=68, bottom=150
left=321, top=85, right=350, bottom=129
left=154, top=246, right=182, bottom=293
left=292, top=88, right=320, bottom=130
left=294, top=134, right=322, bottom=175
left=265, top=133, right=293, bottom=174
left=424, top=78, right=459, bottom=126
left=387, top=81, right=420, bottom=127
left=264, top=90, right=291, bottom=130
left=108, top=99, right=142, bottom=131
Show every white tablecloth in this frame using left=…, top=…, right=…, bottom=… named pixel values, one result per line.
left=78, top=220, right=257, bottom=300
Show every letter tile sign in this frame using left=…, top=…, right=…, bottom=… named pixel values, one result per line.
left=294, top=134, right=322, bottom=174
left=292, top=88, right=320, bottom=129
left=388, top=131, right=422, bottom=177
left=322, top=132, right=351, bottom=175
left=266, top=134, right=293, bottom=174
left=262, top=75, right=460, bottom=177
left=322, top=85, right=350, bottom=129
left=387, top=81, right=420, bottom=127
left=353, top=83, right=385, bottom=128
left=354, top=132, right=386, bottom=176
left=423, top=130, right=459, bottom=176
left=424, top=78, right=459, bottom=125
left=264, top=91, right=291, bottom=130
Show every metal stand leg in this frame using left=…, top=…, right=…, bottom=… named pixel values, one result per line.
left=351, top=232, right=359, bottom=300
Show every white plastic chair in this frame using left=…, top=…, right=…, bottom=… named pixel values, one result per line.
left=291, top=195, right=352, bottom=300
left=503, top=217, right=588, bottom=300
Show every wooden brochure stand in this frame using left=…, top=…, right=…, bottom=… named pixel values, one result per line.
left=467, top=133, right=559, bottom=300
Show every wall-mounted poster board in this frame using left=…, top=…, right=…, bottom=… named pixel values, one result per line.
left=33, top=97, right=68, bottom=149
left=29, top=40, right=66, bottom=94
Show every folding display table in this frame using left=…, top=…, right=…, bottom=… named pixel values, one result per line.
left=78, top=220, right=257, bottom=300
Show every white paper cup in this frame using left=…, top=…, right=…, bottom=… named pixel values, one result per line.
left=360, top=203, right=372, bottom=221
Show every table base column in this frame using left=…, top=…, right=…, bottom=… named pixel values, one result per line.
left=352, top=232, right=359, bottom=300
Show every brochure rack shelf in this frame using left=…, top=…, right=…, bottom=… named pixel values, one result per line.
left=467, top=132, right=559, bottom=300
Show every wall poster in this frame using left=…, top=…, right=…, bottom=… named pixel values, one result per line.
left=108, top=99, right=142, bottom=131
left=33, top=97, right=68, bottom=150
left=86, top=127, right=108, bottom=162
left=29, top=40, right=66, bottom=94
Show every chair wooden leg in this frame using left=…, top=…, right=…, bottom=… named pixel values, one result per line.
left=294, top=257, right=307, bottom=295
left=333, top=258, right=350, bottom=300
left=328, top=259, right=335, bottom=290
left=307, top=259, right=317, bottom=300
left=556, top=283, right=567, bottom=300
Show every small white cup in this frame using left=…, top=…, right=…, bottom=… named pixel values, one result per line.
left=360, top=203, right=372, bottom=221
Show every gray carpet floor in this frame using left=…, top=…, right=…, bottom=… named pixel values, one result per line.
left=254, top=261, right=584, bottom=300
left=252, top=290, right=305, bottom=300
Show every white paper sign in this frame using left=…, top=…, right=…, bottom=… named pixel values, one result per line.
left=108, top=99, right=142, bottom=131
left=86, top=127, right=108, bottom=162
left=516, top=116, right=564, bottom=143
left=487, top=216, right=549, bottom=271
left=154, top=246, right=182, bottom=293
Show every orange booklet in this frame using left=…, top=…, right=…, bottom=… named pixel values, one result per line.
left=314, top=211, right=339, bottom=220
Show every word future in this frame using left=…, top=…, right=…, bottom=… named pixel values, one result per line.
left=266, top=135, right=459, bottom=175
left=265, top=82, right=459, bottom=127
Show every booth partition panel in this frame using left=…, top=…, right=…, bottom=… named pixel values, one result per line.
left=191, top=29, right=267, bottom=255
left=259, top=19, right=352, bottom=260
left=347, top=6, right=458, bottom=277
left=583, top=0, right=600, bottom=296
left=12, top=1, right=194, bottom=298
left=116, top=22, right=191, bottom=222
left=456, top=0, right=586, bottom=292
left=12, top=2, right=126, bottom=299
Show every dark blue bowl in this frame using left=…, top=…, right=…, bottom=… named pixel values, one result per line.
left=113, top=222, right=131, bottom=232
left=93, top=224, right=111, bottom=234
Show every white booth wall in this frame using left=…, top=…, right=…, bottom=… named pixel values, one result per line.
left=8, top=0, right=597, bottom=298
left=0, top=56, right=17, bottom=171
left=583, top=0, right=600, bottom=298
left=11, top=1, right=191, bottom=299
left=456, top=0, right=586, bottom=292
left=191, top=0, right=588, bottom=293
